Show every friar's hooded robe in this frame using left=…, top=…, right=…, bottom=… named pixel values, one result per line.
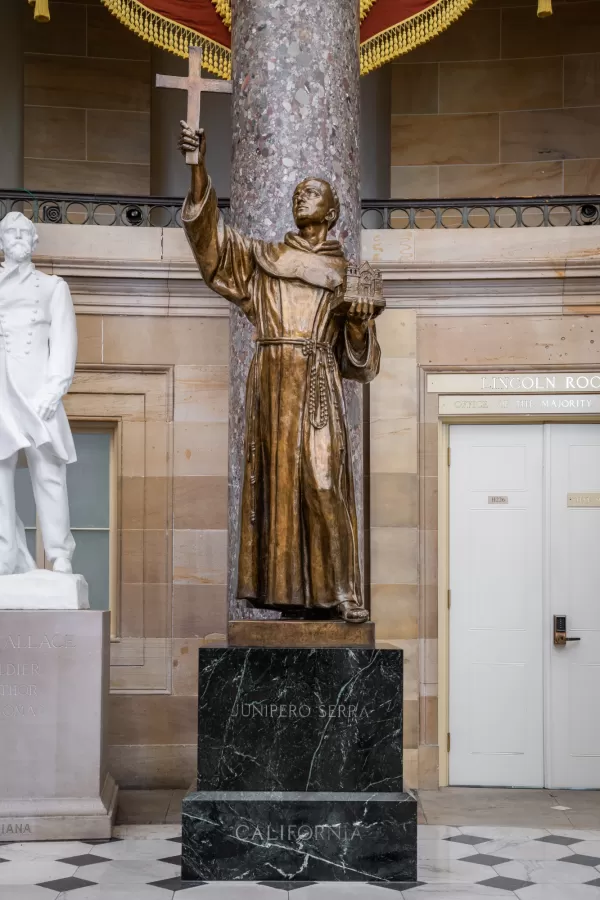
left=183, top=180, right=381, bottom=611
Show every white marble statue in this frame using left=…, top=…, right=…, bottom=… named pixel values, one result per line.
left=0, top=212, right=87, bottom=609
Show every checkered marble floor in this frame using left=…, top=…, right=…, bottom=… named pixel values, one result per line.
left=3, top=824, right=600, bottom=899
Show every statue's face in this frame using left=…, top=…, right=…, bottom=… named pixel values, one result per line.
left=0, top=218, right=36, bottom=264
left=293, top=179, right=336, bottom=229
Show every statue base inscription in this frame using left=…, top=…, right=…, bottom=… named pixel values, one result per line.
left=228, top=620, right=375, bottom=648
left=182, top=790, right=417, bottom=882
left=0, top=610, right=117, bottom=840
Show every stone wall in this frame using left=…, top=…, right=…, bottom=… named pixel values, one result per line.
left=32, top=219, right=600, bottom=791
left=391, top=0, right=600, bottom=198
left=24, top=0, right=151, bottom=194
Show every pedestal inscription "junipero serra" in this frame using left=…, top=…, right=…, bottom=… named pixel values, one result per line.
left=231, top=702, right=373, bottom=720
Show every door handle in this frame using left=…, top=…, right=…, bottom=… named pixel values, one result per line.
left=554, top=615, right=581, bottom=646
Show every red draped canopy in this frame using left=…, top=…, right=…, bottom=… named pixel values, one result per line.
left=99, top=0, right=474, bottom=78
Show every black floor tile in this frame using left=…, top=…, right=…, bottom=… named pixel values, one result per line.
left=373, top=882, right=425, bottom=892
left=159, top=854, right=182, bottom=866
left=258, top=883, right=318, bottom=891
left=536, top=835, right=584, bottom=846
left=462, top=854, right=510, bottom=867
left=57, top=853, right=110, bottom=866
left=478, top=875, right=535, bottom=891
left=445, top=834, right=488, bottom=845
left=37, top=877, right=97, bottom=892
left=561, top=854, right=600, bottom=867
left=150, top=877, right=207, bottom=891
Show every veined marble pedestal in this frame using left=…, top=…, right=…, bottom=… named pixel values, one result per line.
left=182, top=646, right=417, bottom=881
left=0, top=610, right=117, bottom=840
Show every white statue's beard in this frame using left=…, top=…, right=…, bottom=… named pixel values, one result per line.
left=4, top=245, right=31, bottom=264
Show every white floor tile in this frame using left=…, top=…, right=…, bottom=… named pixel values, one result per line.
left=290, top=885, right=410, bottom=900
left=399, top=887, right=515, bottom=899
left=417, top=860, right=488, bottom=884
left=477, top=839, right=574, bottom=860
left=0, top=889, right=60, bottom=900
left=418, top=840, right=475, bottom=861
left=515, top=885, right=600, bottom=900
left=419, top=826, right=461, bottom=839
left=0, top=860, right=76, bottom=885
left=112, top=825, right=181, bottom=840
left=458, top=827, right=549, bottom=842
left=182, top=885, right=304, bottom=899
left=0, top=841, right=92, bottom=860
left=572, top=841, right=600, bottom=857
left=495, top=859, right=597, bottom=884
left=59, top=886, right=177, bottom=900
left=77, top=859, right=179, bottom=884
left=95, top=839, right=181, bottom=860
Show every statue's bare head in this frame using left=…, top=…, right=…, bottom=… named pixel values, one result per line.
left=293, top=178, right=340, bottom=232
left=0, top=212, right=38, bottom=264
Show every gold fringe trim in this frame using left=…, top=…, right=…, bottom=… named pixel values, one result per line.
left=537, top=0, right=552, bottom=17
left=360, top=0, right=378, bottom=20
left=101, top=0, right=473, bottom=78
left=360, top=0, right=475, bottom=73
left=200, top=1, right=380, bottom=27
left=211, top=0, right=231, bottom=27
left=100, top=0, right=232, bottom=79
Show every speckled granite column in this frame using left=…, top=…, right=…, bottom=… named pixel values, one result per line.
left=228, top=0, right=362, bottom=618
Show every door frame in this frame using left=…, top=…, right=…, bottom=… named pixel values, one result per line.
left=429, top=366, right=600, bottom=787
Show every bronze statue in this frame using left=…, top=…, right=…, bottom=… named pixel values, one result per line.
left=179, top=123, right=383, bottom=624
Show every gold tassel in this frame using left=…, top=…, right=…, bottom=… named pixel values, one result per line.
left=33, top=0, right=50, bottom=21
left=537, top=0, right=552, bottom=17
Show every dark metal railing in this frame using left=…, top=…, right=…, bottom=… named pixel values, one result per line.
left=1, top=190, right=600, bottom=229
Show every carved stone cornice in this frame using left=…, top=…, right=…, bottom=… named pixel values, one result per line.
left=31, top=250, right=600, bottom=318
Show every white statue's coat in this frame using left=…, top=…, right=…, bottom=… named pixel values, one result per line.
left=0, top=262, right=77, bottom=463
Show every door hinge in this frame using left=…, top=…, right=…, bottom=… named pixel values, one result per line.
left=447, top=589, right=451, bottom=610
left=447, top=732, right=451, bottom=753
left=447, top=447, right=451, bottom=467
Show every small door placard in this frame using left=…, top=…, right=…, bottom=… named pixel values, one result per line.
left=567, top=493, right=600, bottom=507
left=488, top=495, right=509, bottom=505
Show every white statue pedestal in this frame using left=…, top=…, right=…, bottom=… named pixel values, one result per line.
left=0, top=610, right=117, bottom=840
left=0, top=571, right=89, bottom=610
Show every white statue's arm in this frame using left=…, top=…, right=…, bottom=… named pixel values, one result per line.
left=36, top=279, right=78, bottom=421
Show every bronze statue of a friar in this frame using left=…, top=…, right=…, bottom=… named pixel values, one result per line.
left=179, top=122, right=384, bottom=624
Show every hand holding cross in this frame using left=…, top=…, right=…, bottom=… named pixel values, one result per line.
left=155, top=46, right=232, bottom=165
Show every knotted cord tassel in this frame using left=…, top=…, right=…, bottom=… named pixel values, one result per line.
left=537, top=0, right=552, bottom=17
left=33, top=0, right=50, bottom=21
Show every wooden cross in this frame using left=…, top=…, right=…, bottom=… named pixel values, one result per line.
left=155, top=46, right=233, bottom=165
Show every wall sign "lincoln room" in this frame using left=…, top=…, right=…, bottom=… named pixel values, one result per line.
left=428, top=373, right=600, bottom=393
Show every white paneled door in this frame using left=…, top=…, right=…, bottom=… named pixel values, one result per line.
left=546, top=425, right=600, bottom=788
left=449, top=423, right=600, bottom=788
left=449, top=425, right=545, bottom=787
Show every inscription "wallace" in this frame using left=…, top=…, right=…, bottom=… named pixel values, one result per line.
left=0, top=634, right=75, bottom=651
